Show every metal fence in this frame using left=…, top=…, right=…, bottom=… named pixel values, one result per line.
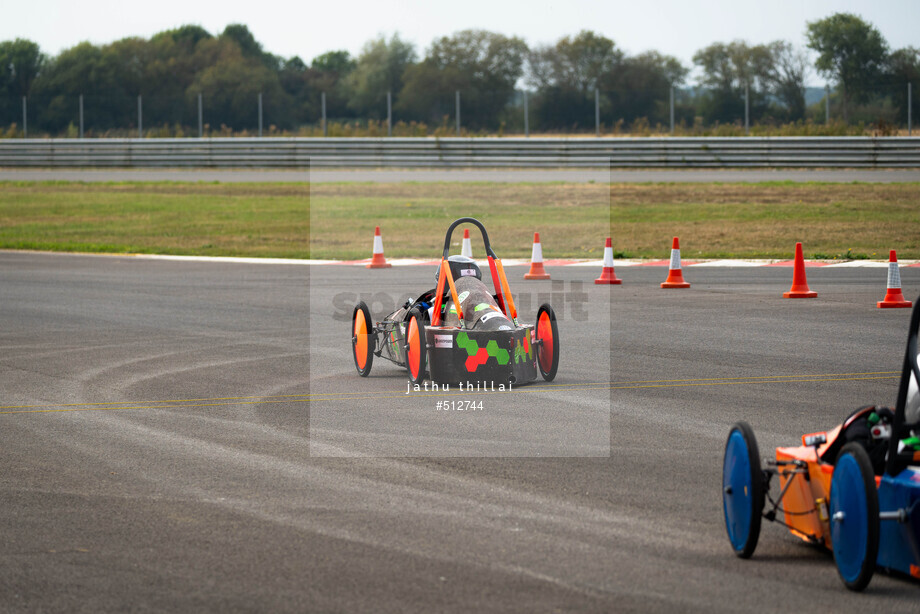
left=3, top=82, right=916, bottom=138
left=0, top=137, right=918, bottom=168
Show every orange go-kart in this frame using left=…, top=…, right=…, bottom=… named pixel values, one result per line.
left=723, top=297, right=920, bottom=591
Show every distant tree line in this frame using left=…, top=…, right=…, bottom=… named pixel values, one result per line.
left=0, top=13, right=916, bottom=136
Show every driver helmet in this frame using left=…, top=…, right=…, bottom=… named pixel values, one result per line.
left=436, top=255, right=481, bottom=283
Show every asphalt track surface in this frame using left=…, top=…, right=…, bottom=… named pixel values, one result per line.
left=2, top=168, right=920, bottom=183
left=2, top=251, right=919, bottom=612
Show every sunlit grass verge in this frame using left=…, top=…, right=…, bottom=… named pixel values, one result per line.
left=0, top=182, right=312, bottom=258
left=1, top=181, right=918, bottom=260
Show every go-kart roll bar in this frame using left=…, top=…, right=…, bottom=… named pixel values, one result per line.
left=431, top=261, right=448, bottom=326
left=494, top=259, right=518, bottom=323
left=432, top=259, right=464, bottom=327
left=441, top=217, right=497, bottom=260
left=487, top=257, right=509, bottom=316
left=887, top=295, right=920, bottom=476
left=440, top=217, right=517, bottom=322
left=443, top=260, right=464, bottom=323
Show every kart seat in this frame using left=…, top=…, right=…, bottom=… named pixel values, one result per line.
left=820, top=405, right=893, bottom=474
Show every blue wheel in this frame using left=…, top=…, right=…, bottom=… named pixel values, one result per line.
left=722, top=421, right=764, bottom=558
left=830, top=443, right=879, bottom=591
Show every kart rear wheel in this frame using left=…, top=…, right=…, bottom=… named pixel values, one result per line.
left=352, top=301, right=375, bottom=377
left=405, top=308, right=427, bottom=386
left=722, top=421, right=764, bottom=559
left=830, top=443, right=879, bottom=592
left=535, top=304, right=559, bottom=381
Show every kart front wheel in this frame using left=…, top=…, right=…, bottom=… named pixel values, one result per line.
left=405, top=308, right=427, bottom=386
left=535, top=304, right=559, bottom=381
left=830, top=443, right=879, bottom=592
left=352, top=301, right=375, bottom=377
left=722, top=421, right=764, bottom=559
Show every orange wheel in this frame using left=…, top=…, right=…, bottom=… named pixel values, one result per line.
left=535, top=304, right=559, bottom=381
left=405, top=308, right=427, bottom=385
left=351, top=301, right=374, bottom=376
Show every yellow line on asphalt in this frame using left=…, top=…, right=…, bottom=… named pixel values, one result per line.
left=0, top=392, right=321, bottom=410
left=302, top=375, right=900, bottom=402
left=0, top=371, right=899, bottom=411
left=0, top=374, right=899, bottom=415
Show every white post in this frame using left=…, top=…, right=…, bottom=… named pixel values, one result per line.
left=321, top=92, right=327, bottom=137
left=909, top=82, right=912, bottom=136
left=595, top=88, right=600, bottom=136
left=524, top=90, right=529, bottom=137
left=670, top=86, right=675, bottom=135
left=744, top=83, right=749, bottom=135
left=258, top=92, right=263, bottom=137
left=137, top=95, right=142, bottom=138
left=22, top=96, right=27, bottom=137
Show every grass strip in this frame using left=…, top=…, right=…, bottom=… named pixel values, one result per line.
left=0, top=181, right=917, bottom=260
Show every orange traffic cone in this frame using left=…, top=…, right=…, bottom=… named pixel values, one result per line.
left=524, top=232, right=551, bottom=280
left=661, top=237, right=690, bottom=288
left=878, top=250, right=912, bottom=308
left=595, top=237, right=622, bottom=284
left=783, top=242, right=817, bottom=298
left=461, top=228, right=473, bottom=258
left=366, top=226, right=392, bottom=269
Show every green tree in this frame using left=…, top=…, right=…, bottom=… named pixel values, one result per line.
left=806, top=13, right=888, bottom=122
left=603, top=51, right=688, bottom=126
left=0, top=38, right=44, bottom=96
left=32, top=34, right=213, bottom=133
left=106, top=37, right=154, bottom=97
left=398, top=30, right=527, bottom=129
left=0, top=38, right=45, bottom=128
left=146, top=26, right=214, bottom=127
left=221, top=24, right=280, bottom=70
left=152, top=25, right=212, bottom=49
left=526, top=31, right=620, bottom=130
left=27, top=25, right=299, bottom=134
left=345, top=34, right=416, bottom=119
left=887, top=47, right=919, bottom=126
left=693, top=41, right=773, bottom=124
left=187, top=42, right=292, bottom=131
left=763, top=41, right=810, bottom=121
left=530, top=31, right=621, bottom=95
left=312, top=50, right=355, bottom=75
left=309, top=50, right=356, bottom=120
left=278, top=56, right=313, bottom=124
left=31, top=41, right=124, bottom=132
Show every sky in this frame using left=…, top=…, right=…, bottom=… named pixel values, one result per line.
left=2, top=1, right=916, bottom=85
